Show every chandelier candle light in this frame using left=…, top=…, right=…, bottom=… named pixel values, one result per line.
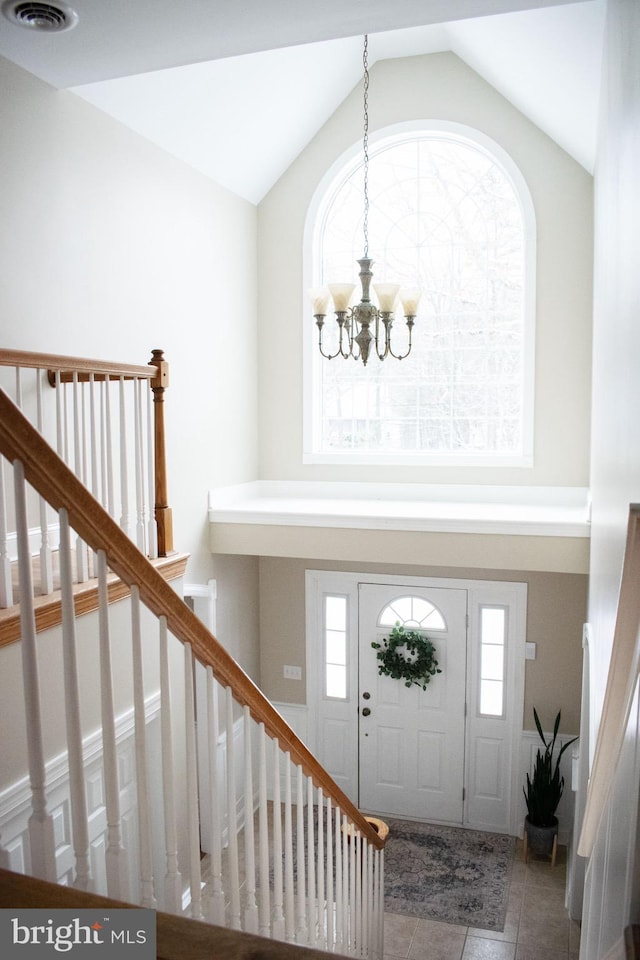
left=310, top=35, right=421, bottom=366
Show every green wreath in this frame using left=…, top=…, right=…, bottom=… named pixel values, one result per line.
left=371, top=623, right=442, bottom=690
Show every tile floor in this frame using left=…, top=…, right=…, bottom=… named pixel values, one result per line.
left=383, top=842, right=581, bottom=960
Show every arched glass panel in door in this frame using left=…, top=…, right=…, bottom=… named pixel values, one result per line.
left=378, top=595, right=446, bottom=630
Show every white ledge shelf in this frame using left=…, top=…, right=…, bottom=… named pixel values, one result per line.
left=208, top=482, right=591, bottom=538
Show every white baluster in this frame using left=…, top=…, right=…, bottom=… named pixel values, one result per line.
left=378, top=848, right=385, bottom=960
left=307, top=776, right=316, bottom=946
left=14, top=460, right=57, bottom=881
left=103, top=376, right=115, bottom=519
left=325, top=797, right=333, bottom=953
left=257, top=724, right=271, bottom=938
left=242, top=706, right=259, bottom=933
left=377, top=847, right=383, bottom=960
left=62, top=378, right=70, bottom=464
left=296, top=766, right=308, bottom=944
left=96, top=550, right=128, bottom=901
left=82, top=380, right=95, bottom=579
left=365, top=839, right=373, bottom=959
left=335, top=806, right=344, bottom=954
left=225, top=686, right=242, bottom=930
left=159, top=617, right=182, bottom=913
left=205, top=667, right=224, bottom=924
left=0, top=459, right=13, bottom=608
left=84, top=375, right=98, bottom=581
left=54, top=370, right=64, bottom=458
left=342, top=814, right=350, bottom=953
left=99, top=380, right=107, bottom=514
left=72, top=374, right=88, bottom=582
left=35, top=373, right=53, bottom=596
left=146, top=384, right=157, bottom=559
left=15, top=367, right=22, bottom=408
left=0, top=833, right=10, bottom=870
left=134, top=378, right=146, bottom=553
left=271, top=741, right=285, bottom=941
left=349, top=824, right=357, bottom=955
left=59, top=509, right=92, bottom=891
left=358, top=832, right=365, bottom=957
left=184, top=642, right=203, bottom=919
left=118, top=376, right=131, bottom=539
left=316, top=788, right=325, bottom=950
left=131, top=585, right=157, bottom=909
left=283, top=755, right=295, bottom=942
left=88, top=375, right=100, bottom=500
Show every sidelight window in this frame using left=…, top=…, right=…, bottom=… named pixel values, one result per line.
left=324, top=594, right=348, bottom=699
left=479, top=605, right=507, bottom=717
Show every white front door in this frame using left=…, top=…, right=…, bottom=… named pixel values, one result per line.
left=308, top=571, right=526, bottom=834
left=358, top=583, right=468, bottom=822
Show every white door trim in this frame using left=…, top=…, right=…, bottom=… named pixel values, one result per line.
left=305, top=570, right=527, bottom=836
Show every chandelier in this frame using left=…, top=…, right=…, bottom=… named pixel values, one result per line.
left=310, top=35, right=421, bottom=366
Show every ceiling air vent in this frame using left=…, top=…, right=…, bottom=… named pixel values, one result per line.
left=2, top=1, right=78, bottom=32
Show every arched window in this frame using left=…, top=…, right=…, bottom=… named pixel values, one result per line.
left=304, top=123, right=535, bottom=465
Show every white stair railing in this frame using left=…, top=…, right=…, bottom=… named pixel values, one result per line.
left=0, top=389, right=386, bottom=958
left=0, top=348, right=174, bottom=612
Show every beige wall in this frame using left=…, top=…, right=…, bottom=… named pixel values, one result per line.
left=0, top=55, right=261, bottom=683
left=258, top=51, right=593, bottom=488
left=258, top=555, right=586, bottom=734
left=210, top=554, right=260, bottom=679
left=0, top=54, right=257, bottom=588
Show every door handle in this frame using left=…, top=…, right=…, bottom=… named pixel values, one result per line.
left=362, top=707, right=371, bottom=717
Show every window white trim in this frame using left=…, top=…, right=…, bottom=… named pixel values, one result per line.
left=303, top=119, right=536, bottom=467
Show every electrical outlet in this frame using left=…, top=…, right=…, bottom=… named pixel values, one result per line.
left=283, top=664, right=302, bottom=680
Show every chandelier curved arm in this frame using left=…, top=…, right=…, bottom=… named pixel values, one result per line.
left=385, top=317, right=415, bottom=361
left=373, top=313, right=393, bottom=362
left=315, top=313, right=355, bottom=361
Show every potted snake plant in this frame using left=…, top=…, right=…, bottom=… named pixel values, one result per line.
left=523, top=707, right=578, bottom=857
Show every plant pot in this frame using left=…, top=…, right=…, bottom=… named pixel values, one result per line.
left=524, top=815, right=558, bottom=857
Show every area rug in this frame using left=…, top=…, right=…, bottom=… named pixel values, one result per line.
left=383, top=819, right=515, bottom=931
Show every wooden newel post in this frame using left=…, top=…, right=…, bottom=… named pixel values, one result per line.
left=149, top=349, right=174, bottom=556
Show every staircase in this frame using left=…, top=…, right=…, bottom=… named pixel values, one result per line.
left=0, top=349, right=385, bottom=958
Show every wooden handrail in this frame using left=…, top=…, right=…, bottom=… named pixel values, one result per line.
left=0, top=347, right=154, bottom=380
left=578, top=505, right=640, bottom=857
left=0, top=869, right=348, bottom=960
left=0, top=388, right=383, bottom=850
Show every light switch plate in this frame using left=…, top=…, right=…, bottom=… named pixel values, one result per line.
left=284, top=664, right=302, bottom=680
left=525, top=642, right=536, bottom=660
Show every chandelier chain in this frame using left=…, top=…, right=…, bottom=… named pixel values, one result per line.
left=313, top=32, right=418, bottom=365
left=362, top=34, right=369, bottom=258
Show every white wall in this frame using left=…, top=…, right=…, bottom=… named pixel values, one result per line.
left=577, top=0, right=640, bottom=955
left=258, top=51, right=593, bottom=487
left=0, top=54, right=261, bottom=677
left=0, top=54, right=257, bottom=586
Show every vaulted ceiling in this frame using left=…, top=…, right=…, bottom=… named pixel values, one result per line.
left=0, top=0, right=605, bottom=202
